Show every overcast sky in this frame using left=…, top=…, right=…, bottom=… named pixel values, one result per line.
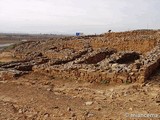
left=0, top=0, right=160, bottom=34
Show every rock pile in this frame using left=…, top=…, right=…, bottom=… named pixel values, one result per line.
left=0, top=57, right=49, bottom=80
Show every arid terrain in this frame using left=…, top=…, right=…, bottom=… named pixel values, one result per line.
left=0, top=30, right=159, bottom=120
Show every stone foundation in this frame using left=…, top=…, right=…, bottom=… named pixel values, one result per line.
left=1, top=30, right=160, bottom=84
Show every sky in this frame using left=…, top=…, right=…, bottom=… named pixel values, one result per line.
left=0, top=0, right=160, bottom=34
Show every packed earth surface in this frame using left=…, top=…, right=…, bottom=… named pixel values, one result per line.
left=0, top=30, right=160, bottom=120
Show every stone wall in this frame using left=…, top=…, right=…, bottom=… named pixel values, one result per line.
left=32, top=38, right=160, bottom=84
left=1, top=30, right=160, bottom=84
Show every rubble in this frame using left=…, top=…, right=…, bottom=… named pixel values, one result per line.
left=1, top=30, right=160, bottom=84
left=85, top=101, right=93, bottom=106
left=0, top=68, right=27, bottom=80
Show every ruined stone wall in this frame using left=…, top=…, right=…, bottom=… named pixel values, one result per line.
left=32, top=42, right=160, bottom=85
left=1, top=30, right=160, bottom=84
left=31, top=51, right=140, bottom=84
left=137, top=42, right=160, bottom=82
left=89, top=34, right=157, bottom=54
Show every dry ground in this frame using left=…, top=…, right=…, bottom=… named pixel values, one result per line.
left=0, top=31, right=160, bottom=120
left=0, top=52, right=18, bottom=63
left=0, top=69, right=159, bottom=120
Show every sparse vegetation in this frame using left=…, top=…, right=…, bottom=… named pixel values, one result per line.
left=100, top=79, right=110, bottom=84
left=3, top=44, right=17, bottom=51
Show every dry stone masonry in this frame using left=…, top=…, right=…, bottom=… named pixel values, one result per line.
left=0, top=30, right=160, bottom=84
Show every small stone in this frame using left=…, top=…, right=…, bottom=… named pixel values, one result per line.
left=155, top=94, right=160, bottom=103
left=18, top=109, right=23, bottom=114
left=71, top=113, right=76, bottom=117
left=111, top=63, right=118, bottom=68
left=96, top=90, right=105, bottom=95
left=67, top=107, right=72, bottom=111
left=53, top=106, right=59, bottom=109
left=85, top=101, right=93, bottom=106
left=73, top=96, right=77, bottom=98
left=94, top=107, right=101, bottom=111
left=85, top=111, right=94, bottom=117
left=31, top=81, right=36, bottom=85
left=47, top=88, right=52, bottom=91
left=26, top=112, right=37, bottom=118
left=87, top=113, right=94, bottom=117
left=109, top=88, right=114, bottom=92
left=60, top=113, right=64, bottom=116
left=110, top=94, right=116, bottom=99
left=129, top=72, right=134, bottom=75
left=44, top=113, right=49, bottom=118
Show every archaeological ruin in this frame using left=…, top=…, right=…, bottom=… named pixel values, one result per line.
left=0, top=30, right=160, bottom=84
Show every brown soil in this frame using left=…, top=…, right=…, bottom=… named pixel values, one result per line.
left=0, top=72, right=159, bottom=120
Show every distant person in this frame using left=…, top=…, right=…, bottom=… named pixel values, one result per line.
left=108, top=30, right=112, bottom=33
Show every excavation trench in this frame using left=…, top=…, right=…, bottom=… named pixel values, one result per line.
left=80, top=52, right=114, bottom=64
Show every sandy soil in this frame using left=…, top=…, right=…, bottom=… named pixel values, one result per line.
left=0, top=52, right=18, bottom=63
left=0, top=72, right=159, bottom=120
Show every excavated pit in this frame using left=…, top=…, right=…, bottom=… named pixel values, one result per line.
left=115, top=52, right=140, bottom=64
left=148, top=60, right=160, bottom=80
left=51, top=50, right=89, bottom=65
left=80, top=52, right=113, bottom=64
